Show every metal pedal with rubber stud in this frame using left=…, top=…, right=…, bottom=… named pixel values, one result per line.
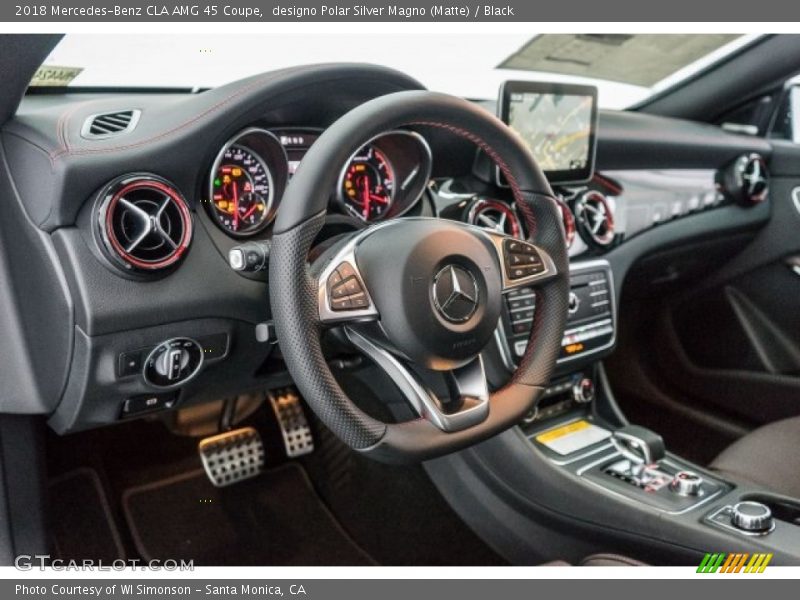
left=268, top=388, right=314, bottom=458
left=198, top=426, right=265, bottom=487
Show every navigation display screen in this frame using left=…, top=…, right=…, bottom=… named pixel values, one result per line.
left=499, top=81, right=598, bottom=184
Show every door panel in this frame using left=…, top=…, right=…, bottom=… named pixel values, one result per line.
left=663, top=145, right=800, bottom=425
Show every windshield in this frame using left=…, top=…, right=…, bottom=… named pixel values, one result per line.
left=35, top=33, right=758, bottom=109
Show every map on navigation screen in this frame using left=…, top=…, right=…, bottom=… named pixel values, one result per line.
left=507, top=91, right=594, bottom=174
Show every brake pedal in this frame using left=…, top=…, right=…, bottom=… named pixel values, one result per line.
left=198, top=427, right=265, bottom=487
left=268, top=388, right=314, bottom=458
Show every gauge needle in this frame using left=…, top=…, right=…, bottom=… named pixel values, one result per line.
left=361, top=176, right=371, bottom=220
left=241, top=201, right=259, bottom=221
left=232, top=182, right=240, bottom=231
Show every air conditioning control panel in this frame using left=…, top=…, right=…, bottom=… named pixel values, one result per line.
left=495, top=260, right=616, bottom=371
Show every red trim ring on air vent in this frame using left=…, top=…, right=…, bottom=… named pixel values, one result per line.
left=97, top=175, right=193, bottom=272
left=554, top=196, right=576, bottom=248
left=467, top=197, right=522, bottom=238
left=575, top=190, right=615, bottom=248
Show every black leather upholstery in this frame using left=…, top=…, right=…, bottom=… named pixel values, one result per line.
left=710, top=415, right=800, bottom=498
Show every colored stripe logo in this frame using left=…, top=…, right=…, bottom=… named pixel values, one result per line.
left=697, top=552, right=772, bottom=573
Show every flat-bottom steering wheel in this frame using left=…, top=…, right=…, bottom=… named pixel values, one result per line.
left=269, top=91, right=569, bottom=463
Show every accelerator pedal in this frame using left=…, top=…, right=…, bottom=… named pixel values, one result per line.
left=268, top=388, right=314, bottom=458
left=198, top=426, right=265, bottom=487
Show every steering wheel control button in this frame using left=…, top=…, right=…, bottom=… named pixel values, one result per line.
left=669, top=471, right=704, bottom=496
left=327, top=262, right=368, bottom=312
left=432, top=265, right=479, bottom=323
left=330, top=296, right=352, bottom=311
left=503, top=239, right=544, bottom=280
left=336, top=262, right=357, bottom=280
left=143, top=337, right=204, bottom=388
left=349, top=292, right=369, bottom=309
left=731, top=501, right=775, bottom=533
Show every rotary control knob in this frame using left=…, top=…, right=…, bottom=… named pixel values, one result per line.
left=143, top=337, right=204, bottom=388
left=572, top=378, right=595, bottom=404
left=669, top=470, right=703, bottom=496
left=731, top=501, right=774, bottom=533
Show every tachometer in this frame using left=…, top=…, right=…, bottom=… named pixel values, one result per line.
left=338, top=145, right=395, bottom=221
left=210, top=145, right=273, bottom=236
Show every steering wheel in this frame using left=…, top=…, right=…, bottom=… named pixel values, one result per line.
left=269, top=91, right=569, bottom=463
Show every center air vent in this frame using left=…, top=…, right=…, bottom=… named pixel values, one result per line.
left=96, top=175, right=192, bottom=273
left=468, top=198, right=522, bottom=238
left=574, top=190, right=615, bottom=247
left=81, top=110, right=141, bottom=139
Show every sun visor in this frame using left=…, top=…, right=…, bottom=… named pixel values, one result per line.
left=498, top=34, right=740, bottom=87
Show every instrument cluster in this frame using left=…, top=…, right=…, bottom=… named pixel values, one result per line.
left=205, top=127, right=433, bottom=238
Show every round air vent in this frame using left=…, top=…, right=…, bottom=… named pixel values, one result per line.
left=467, top=198, right=522, bottom=238
left=574, top=190, right=615, bottom=247
left=96, top=174, right=192, bottom=273
left=719, top=153, right=769, bottom=206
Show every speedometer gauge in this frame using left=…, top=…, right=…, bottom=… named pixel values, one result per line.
left=338, top=145, right=395, bottom=221
left=210, top=145, right=273, bottom=236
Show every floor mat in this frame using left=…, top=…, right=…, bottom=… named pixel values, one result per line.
left=302, top=368, right=508, bottom=566
left=49, top=468, right=126, bottom=561
left=122, top=462, right=375, bottom=566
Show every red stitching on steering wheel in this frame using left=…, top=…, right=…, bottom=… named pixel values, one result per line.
left=409, top=121, right=537, bottom=237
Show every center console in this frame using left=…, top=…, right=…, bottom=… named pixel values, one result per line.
left=435, top=310, right=800, bottom=564
left=495, top=259, right=616, bottom=372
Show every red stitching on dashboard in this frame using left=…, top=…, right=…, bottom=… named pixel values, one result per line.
left=48, top=73, right=281, bottom=162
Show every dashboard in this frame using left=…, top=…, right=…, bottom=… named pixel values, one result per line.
left=0, top=63, right=773, bottom=434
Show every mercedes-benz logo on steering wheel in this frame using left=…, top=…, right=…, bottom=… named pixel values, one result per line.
left=432, top=265, right=479, bottom=323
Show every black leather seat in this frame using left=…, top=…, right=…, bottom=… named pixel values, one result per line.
left=710, top=415, right=800, bottom=499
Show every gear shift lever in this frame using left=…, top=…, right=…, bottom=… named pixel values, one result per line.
left=612, top=425, right=666, bottom=465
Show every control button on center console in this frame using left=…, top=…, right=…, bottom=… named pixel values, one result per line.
left=731, top=501, right=774, bottom=533
left=572, top=378, right=595, bottom=404
left=669, top=470, right=704, bottom=496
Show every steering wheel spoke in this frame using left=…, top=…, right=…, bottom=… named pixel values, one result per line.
left=481, top=230, right=559, bottom=292
left=345, top=327, right=490, bottom=433
left=317, top=238, right=380, bottom=325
